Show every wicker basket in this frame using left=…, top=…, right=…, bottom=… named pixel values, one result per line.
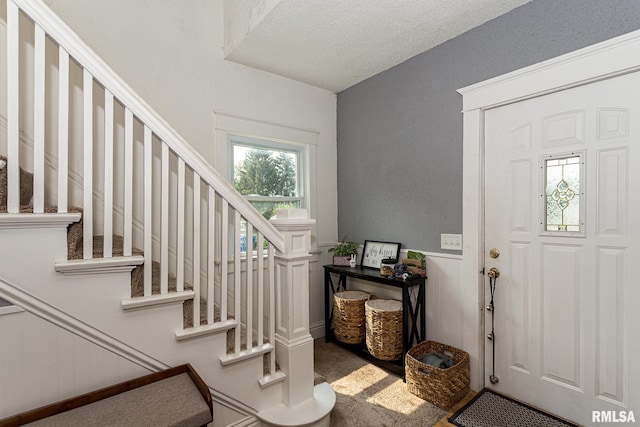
left=333, top=290, right=371, bottom=344
left=405, top=341, right=470, bottom=409
left=365, top=299, right=403, bottom=361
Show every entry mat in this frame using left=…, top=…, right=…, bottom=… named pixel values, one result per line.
left=448, top=388, right=579, bottom=427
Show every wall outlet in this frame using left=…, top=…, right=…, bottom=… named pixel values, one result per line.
left=441, top=233, right=462, bottom=251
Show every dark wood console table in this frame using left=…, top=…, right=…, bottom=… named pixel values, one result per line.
left=323, top=264, right=426, bottom=377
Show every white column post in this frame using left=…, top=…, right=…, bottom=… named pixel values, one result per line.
left=270, top=208, right=316, bottom=407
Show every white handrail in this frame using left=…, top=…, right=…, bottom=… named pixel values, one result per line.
left=10, top=0, right=285, bottom=252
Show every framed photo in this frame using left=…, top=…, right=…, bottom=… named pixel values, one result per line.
left=361, top=240, right=401, bottom=269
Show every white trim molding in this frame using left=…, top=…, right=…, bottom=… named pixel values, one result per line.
left=0, top=305, right=25, bottom=315
left=0, top=276, right=168, bottom=372
left=459, top=29, right=640, bottom=112
left=0, top=213, right=81, bottom=229
left=213, top=111, right=320, bottom=245
left=457, top=29, right=640, bottom=391
left=54, top=256, right=144, bottom=276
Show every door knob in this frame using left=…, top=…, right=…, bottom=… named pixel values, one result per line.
left=488, top=267, right=500, bottom=278
left=489, top=248, right=500, bottom=259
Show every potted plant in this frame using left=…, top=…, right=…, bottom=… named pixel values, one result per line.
left=329, top=238, right=359, bottom=266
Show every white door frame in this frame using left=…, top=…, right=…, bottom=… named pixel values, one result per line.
left=458, top=29, right=640, bottom=391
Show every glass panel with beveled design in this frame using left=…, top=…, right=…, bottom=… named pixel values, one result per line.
left=545, top=155, right=581, bottom=232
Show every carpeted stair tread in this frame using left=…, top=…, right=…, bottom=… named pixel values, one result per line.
left=183, top=298, right=264, bottom=355
left=2, top=157, right=274, bottom=371
left=63, top=213, right=192, bottom=300
left=183, top=298, right=272, bottom=375
left=67, top=233, right=143, bottom=260
left=0, top=204, right=86, bottom=260
left=60, top=212, right=190, bottom=301
left=183, top=298, right=217, bottom=329
left=1, top=159, right=190, bottom=309
left=0, top=155, right=33, bottom=207
left=1, top=157, right=86, bottom=261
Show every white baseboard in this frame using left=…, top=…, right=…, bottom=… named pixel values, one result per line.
left=310, top=321, right=325, bottom=339
left=226, top=416, right=261, bottom=427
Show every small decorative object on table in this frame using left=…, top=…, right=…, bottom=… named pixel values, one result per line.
left=387, top=263, right=422, bottom=280
left=349, top=255, right=357, bottom=267
left=329, top=237, right=359, bottom=266
left=403, top=250, right=426, bottom=277
left=380, top=258, right=396, bottom=276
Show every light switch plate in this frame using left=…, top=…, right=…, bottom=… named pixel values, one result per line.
left=441, top=233, right=462, bottom=251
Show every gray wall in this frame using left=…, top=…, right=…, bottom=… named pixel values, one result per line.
left=337, top=0, right=640, bottom=253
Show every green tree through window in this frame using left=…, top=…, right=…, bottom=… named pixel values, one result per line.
left=233, top=148, right=299, bottom=220
left=234, top=150, right=296, bottom=198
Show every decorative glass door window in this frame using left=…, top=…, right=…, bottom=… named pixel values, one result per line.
left=542, top=152, right=584, bottom=235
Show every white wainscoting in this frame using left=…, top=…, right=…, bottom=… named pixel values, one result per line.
left=422, top=252, right=464, bottom=349
left=0, top=307, right=149, bottom=418
left=309, top=247, right=331, bottom=339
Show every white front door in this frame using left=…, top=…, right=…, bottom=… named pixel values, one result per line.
left=484, top=71, right=640, bottom=426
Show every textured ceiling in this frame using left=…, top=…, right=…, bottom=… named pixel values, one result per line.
left=224, top=0, right=531, bottom=93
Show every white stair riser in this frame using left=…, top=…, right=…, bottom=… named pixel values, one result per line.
left=0, top=222, right=284, bottom=412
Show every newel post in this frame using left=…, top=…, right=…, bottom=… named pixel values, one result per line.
left=270, top=208, right=316, bottom=407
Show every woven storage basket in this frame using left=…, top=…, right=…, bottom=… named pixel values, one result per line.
left=333, top=290, right=371, bottom=344
left=405, top=340, right=470, bottom=410
left=365, top=299, right=403, bottom=361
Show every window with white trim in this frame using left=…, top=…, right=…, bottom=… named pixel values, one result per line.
left=228, top=135, right=306, bottom=218
left=228, top=135, right=307, bottom=252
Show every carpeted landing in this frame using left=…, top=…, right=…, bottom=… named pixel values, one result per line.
left=314, top=339, right=448, bottom=427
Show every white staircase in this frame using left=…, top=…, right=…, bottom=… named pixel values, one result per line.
left=0, top=0, right=334, bottom=425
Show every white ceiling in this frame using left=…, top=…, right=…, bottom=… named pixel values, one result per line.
left=223, top=0, right=531, bottom=93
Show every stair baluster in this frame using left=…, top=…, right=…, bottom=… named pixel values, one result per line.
left=6, top=0, right=19, bottom=213
left=103, top=90, right=114, bottom=258
left=82, top=68, right=93, bottom=260
left=33, top=24, right=45, bottom=214
left=123, top=108, right=134, bottom=256
left=192, top=172, right=201, bottom=328
left=57, top=48, right=70, bottom=214
left=206, top=186, right=215, bottom=324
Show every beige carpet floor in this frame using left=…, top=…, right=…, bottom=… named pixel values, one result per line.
left=314, top=339, right=447, bottom=427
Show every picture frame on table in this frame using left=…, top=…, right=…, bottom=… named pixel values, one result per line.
left=360, top=240, right=401, bottom=269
